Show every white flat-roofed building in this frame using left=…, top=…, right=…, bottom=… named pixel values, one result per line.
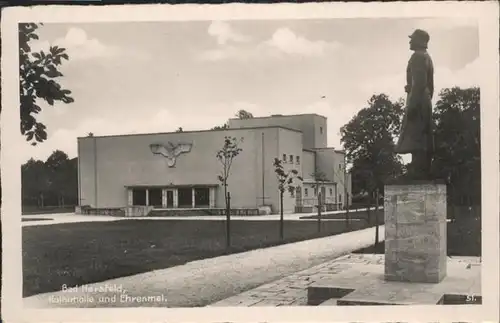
left=77, top=113, right=352, bottom=214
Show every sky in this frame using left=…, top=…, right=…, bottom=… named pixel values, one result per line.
left=20, top=17, right=480, bottom=163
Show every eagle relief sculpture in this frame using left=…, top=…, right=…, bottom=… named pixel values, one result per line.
left=150, top=141, right=193, bottom=167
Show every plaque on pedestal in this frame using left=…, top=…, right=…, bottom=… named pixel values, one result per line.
left=384, top=180, right=447, bottom=283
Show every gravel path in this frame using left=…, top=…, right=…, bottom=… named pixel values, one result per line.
left=23, top=225, right=385, bottom=308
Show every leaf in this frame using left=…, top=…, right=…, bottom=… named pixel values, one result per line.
left=26, top=132, right=34, bottom=141
left=35, top=124, right=48, bottom=140
left=45, top=68, right=63, bottom=78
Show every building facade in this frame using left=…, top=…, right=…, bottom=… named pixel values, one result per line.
left=77, top=114, right=352, bottom=214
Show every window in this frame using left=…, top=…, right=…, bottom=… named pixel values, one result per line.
left=132, top=188, right=147, bottom=206
left=148, top=188, right=163, bottom=207
left=289, top=155, right=293, bottom=163
left=194, top=187, right=210, bottom=208
left=339, top=164, right=342, bottom=170
left=304, top=188, right=308, bottom=197
left=314, top=188, right=318, bottom=196
left=329, top=188, right=333, bottom=196
left=290, top=189, right=295, bottom=197
left=283, top=154, right=287, bottom=162
left=320, top=126, right=323, bottom=134
left=339, top=194, right=342, bottom=203
left=178, top=188, right=193, bottom=208
left=296, top=156, right=300, bottom=164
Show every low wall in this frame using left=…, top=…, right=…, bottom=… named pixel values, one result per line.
left=295, top=203, right=340, bottom=213
left=149, top=208, right=262, bottom=217
left=124, top=206, right=154, bottom=217
left=78, top=206, right=125, bottom=217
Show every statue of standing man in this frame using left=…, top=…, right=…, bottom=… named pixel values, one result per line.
left=395, top=29, right=435, bottom=180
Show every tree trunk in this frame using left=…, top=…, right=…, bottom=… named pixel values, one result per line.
left=280, top=191, right=284, bottom=240
left=375, top=189, right=380, bottom=246
left=317, top=191, right=322, bottom=233
left=345, top=192, right=350, bottom=228
left=225, top=186, right=231, bottom=248
left=367, top=191, right=372, bottom=224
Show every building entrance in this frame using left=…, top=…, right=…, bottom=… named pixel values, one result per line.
left=178, top=188, right=193, bottom=208
left=128, top=186, right=215, bottom=208
left=166, top=190, right=174, bottom=208
left=194, top=187, right=210, bottom=208
left=148, top=188, right=163, bottom=207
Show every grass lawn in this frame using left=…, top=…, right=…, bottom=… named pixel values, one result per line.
left=23, top=213, right=382, bottom=297
left=353, top=216, right=481, bottom=257
left=22, top=206, right=75, bottom=215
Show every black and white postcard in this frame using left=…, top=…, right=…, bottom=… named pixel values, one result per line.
left=1, top=2, right=499, bottom=322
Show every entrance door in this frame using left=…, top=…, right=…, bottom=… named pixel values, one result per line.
left=166, top=190, right=174, bottom=208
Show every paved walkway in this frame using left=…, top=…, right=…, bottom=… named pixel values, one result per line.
left=22, top=207, right=382, bottom=227
left=209, top=253, right=480, bottom=307
left=23, top=225, right=385, bottom=308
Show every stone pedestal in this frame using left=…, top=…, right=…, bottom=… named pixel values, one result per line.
left=384, top=181, right=447, bottom=283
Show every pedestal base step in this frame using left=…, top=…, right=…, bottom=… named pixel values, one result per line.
left=309, top=284, right=482, bottom=306
left=307, top=255, right=481, bottom=306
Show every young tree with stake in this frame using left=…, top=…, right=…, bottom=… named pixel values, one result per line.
left=311, top=169, right=328, bottom=232
left=216, top=136, right=243, bottom=248
left=273, top=158, right=303, bottom=240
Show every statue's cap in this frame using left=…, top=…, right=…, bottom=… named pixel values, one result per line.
left=409, top=29, right=430, bottom=44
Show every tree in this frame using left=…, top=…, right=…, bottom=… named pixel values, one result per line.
left=21, top=158, right=49, bottom=207
left=431, top=87, right=480, bottom=210
left=212, top=124, right=228, bottom=130
left=21, top=151, right=79, bottom=209
left=310, top=170, right=328, bottom=195
left=310, top=169, right=328, bottom=232
left=45, top=150, right=71, bottom=207
left=235, top=109, right=254, bottom=119
left=176, top=127, right=183, bottom=132
left=216, top=136, right=243, bottom=247
left=310, top=169, right=328, bottom=207
left=340, top=94, right=405, bottom=200
left=19, top=23, right=74, bottom=146
left=212, top=109, right=254, bottom=130
left=273, top=158, right=303, bottom=240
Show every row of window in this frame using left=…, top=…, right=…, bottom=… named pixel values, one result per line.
left=291, top=187, right=341, bottom=202
left=281, top=155, right=344, bottom=170
left=282, top=154, right=300, bottom=164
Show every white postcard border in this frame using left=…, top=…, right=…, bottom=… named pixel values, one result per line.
left=1, top=2, right=499, bottom=322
